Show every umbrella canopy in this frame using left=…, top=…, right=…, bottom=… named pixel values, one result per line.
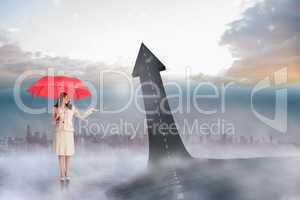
left=26, top=75, right=91, bottom=99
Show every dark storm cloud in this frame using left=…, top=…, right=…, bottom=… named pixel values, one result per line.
left=220, top=0, right=300, bottom=75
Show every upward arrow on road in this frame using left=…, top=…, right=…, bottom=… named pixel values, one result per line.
left=132, top=43, right=192, bottom=164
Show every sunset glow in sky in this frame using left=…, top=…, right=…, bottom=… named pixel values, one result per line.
left=1, top=0, right=299, bottom=83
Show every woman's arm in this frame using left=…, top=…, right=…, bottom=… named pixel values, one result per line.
left=74, top=106, right=97, bottom=120
left=52, top=106, right=60, bottom=123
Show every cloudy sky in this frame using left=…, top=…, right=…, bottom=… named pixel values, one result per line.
left=221, top=0, right=300, bottom=82
left=0, top=0, right=299, bottom=86
left=0, top=0, right=252, bottom=77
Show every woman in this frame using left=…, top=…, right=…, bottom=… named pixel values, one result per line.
left=52, top=92, right=97, bottom=181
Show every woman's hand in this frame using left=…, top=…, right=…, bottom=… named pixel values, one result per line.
left=90, top=108, right=99, bottom=113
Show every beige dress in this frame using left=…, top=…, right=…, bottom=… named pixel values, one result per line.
left=53, top=106, right=94, bottom=156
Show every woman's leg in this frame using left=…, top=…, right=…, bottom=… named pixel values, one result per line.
left=65, top=156, right=71, bottom=177
left=58, top=155, right=65, bottom=179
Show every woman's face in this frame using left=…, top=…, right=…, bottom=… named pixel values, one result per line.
left=63, top=95, right=70, bottom=104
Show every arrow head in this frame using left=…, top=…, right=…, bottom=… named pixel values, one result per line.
left=132, top=43, right=166, bottom=78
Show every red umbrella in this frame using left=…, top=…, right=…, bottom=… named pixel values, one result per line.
left=26, top=75, right=91, bottom=99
